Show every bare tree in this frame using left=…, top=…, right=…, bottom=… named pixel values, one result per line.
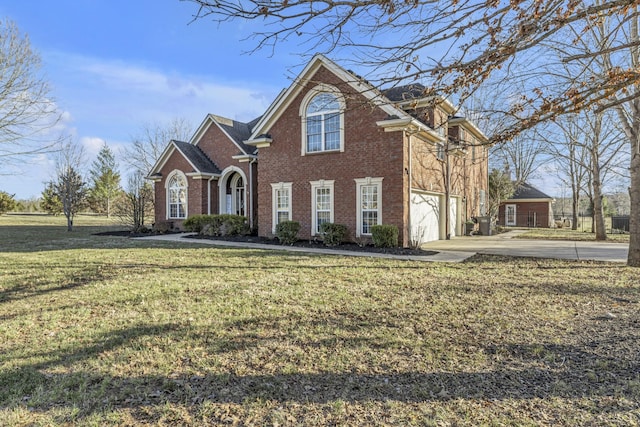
left=115, top=172, right=154, bottom=232
left=0, top=19, right=60, bottom=171
left=52, top=139, right=87, bottom=231
left=123, top=118, right=193, bottom=176
left=185, top=0, right=640, bottom=265
left=544, top=115, right=591, bottom=231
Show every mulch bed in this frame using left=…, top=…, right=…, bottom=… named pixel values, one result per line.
left=95, top=230, right=438, bottom=256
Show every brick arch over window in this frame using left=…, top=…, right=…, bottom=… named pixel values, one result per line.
left=165, top=170, right=188, bottom=219
left=299, top=84, right=346, bottom=155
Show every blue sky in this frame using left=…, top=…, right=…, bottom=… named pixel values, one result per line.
left=0, top=0, right=308, bottom=199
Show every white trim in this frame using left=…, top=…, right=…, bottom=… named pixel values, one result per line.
left=506, top=204, right=517, bottom=226
left=165, top=170, right=188, bottom=220
left=270, top=182, right=293, bottom=233
left=354, top=177, right=383, bottom=237
left=218, top=166, right=248, bottom=217
left=190, top=114, right=251, bottom=155
left=310, top=179, right=335, bottom=236
left=299, top=85, right=346, bottom=155
left=248, top=54, right=412, bottom=141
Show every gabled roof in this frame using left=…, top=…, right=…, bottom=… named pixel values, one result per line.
left=191, top=114, right=260, bottom=156
left=147, top=139, right=221, bottom=178
left=510, top=182, right=553, bottom=201
left=383, top=84, right=427, bottom=102
left=173, top=140, right=221, bottom=174
left=248, top=54, right=418, bottom=142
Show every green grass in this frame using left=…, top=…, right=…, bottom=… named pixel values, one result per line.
left=1, top=214, right=640, bottom=425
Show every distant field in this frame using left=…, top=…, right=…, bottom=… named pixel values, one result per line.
left=517, top=226, right=630, bottom=243
left=1, top=214, right=639, bottom=425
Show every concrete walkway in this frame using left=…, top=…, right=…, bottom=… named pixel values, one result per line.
left=136, top=233, right=472, bottom=262
left=420, top=230, right=629, bottom=263
left=136, top=230, right=629, bottom=263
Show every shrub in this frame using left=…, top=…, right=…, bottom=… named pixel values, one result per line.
left=183, top=215, right=207, bottom=232
left=371, top=224, right=399, bottom=248
left=275, top=220, right=300, bottom=245
left=217, top=214, right=250, bottom=236
left=319, top=222, right=348, bottom=246
left=153, top=221, right=172, bottom=234
left=184, top=214, right=249, bottom=236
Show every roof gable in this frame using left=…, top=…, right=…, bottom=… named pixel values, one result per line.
left=510, top=182, right=553, bottom=200
left=248, top=54, right=411, bottom=141
left=191, top=114, right=259, bottom=156
left=148, top=140, right=221, bottom=177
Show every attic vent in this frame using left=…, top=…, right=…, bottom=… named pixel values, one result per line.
left=210, top=114, right=234, bottom=127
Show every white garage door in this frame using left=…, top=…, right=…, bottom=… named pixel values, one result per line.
left=449, top=196, right=457, bottom=238
left=410, top=192, right=441, bottom=244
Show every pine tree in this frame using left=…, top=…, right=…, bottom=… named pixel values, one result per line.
left=41, top=181, right=62, bottom=215
left=88, top=143, right=121, bottom=217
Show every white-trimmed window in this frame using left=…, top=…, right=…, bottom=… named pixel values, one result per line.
left=436, top=142, right=445, bottom=161
left=355, top=177, right=383, bottom=236
left=271, top=182, right=292, bottom=232
left=310, top=180, right=334, bottom=235
left=300, top=85, right=345, bottom=155
left=167, top=171, right=187, bottom=219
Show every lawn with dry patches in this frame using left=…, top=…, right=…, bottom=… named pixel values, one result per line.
left=1, top=214, right=639, bottom=425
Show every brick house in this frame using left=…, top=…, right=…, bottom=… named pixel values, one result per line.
left=498, top=182, right=555, bottom=228
left=148, top=55, right=489, bottom=246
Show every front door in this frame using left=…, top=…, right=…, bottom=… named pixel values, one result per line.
left=506, top=204, right=517, bottom=226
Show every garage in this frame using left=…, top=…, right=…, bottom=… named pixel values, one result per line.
left=410, top=191, right=441, bottom=244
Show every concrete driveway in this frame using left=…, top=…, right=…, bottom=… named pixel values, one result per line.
left=420, top=230, right=630, bottom=263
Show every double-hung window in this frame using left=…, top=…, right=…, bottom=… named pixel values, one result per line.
left=167, top=172, right=187, bottom=219
left=271, top=182, right=292, bottom=232
left=306, top=93, right=341, bottom=153
left=355, top=177, right=383, bottom=236
left=300, top=86, right=344, bottom=155
left=310, top=180, right=334, bottom=235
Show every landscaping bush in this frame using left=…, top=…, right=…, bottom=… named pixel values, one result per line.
left=184, top=214, right=249, bottom=236
left=319, top=222, right=348, bottom=246
left=153, top=221, right=172, bottom=234
left=183, top=215, right=207, bottom=232
left=371, top=224, right=399, bottom=248
left=275, top=220, right=300, bottom=245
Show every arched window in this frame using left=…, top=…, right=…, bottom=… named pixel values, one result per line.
left=167, top=172, right=187, bottom=219
left=301, top=88, right=344, bottom=154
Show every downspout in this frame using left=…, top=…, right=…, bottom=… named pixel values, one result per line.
left=249, top=158, right=257, bottom=230
left=407, top=131, right=412, bottom=248
left=207, top=176, right=216, bottom=215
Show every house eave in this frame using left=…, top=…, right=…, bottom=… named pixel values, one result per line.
left=245, top=136, right=272, bottom=148
left=185, top=172, right=220, bottom=180
left=232, top=154, right=258, bottom=163
left=376, top=118, right=443, bottom=142
left=503, top=197, right=555, bottom=203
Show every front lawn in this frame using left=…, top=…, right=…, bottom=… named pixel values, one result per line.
left=1, top=214, right=639, bottom=425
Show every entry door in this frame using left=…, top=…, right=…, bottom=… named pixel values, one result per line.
left=506, top=204, right=517, bottom=226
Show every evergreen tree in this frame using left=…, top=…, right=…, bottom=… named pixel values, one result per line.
left=0, top=191, right=16, bottom=214
left=488, top=169, right=515, bottom=220
left=88, top=143, right=121, bottom=217
left=41, top=181, right=63, bottom=215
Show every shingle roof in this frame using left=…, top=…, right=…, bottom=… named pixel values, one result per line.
left=215, top=117, right=261, bottom=155
left=512, top=182, right=553, bottom=200
left=173, top=140, right=221, bottom=174
left=382, top=84, right=427, bottom=102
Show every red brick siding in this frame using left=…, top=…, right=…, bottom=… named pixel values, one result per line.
left=152, top=121, right=259, bottom=229
left=256, top=66, right=406, bottom=242
left=498, top=201, right=552, bottom=228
